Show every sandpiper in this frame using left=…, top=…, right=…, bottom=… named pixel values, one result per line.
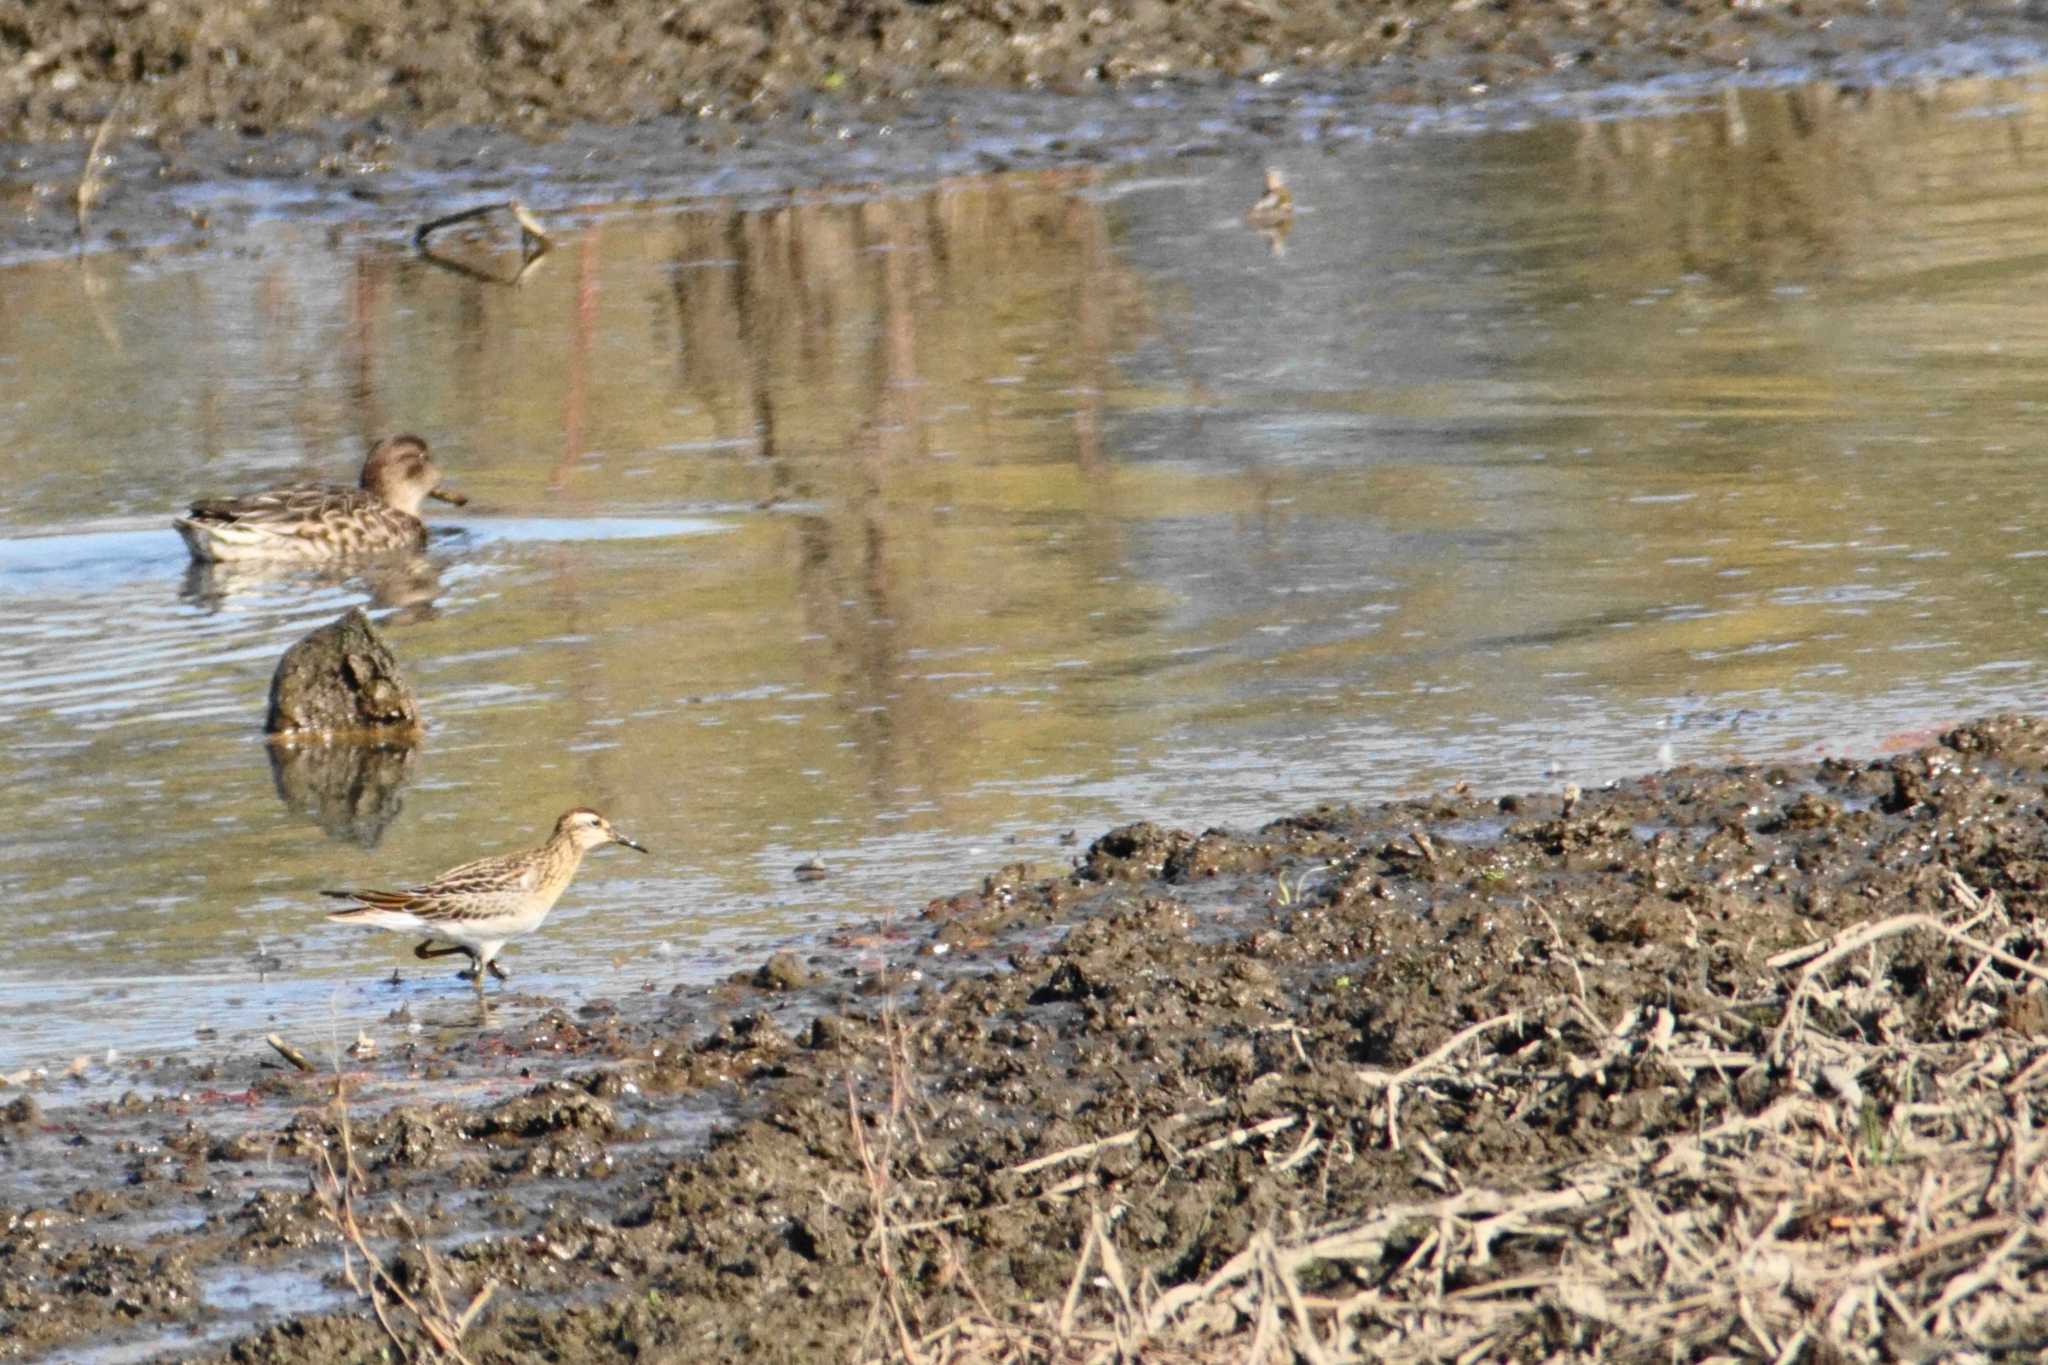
left=174, top=434, right=467, bottom=563
left=1246, top=168, right=1294, bottom=228
left=324, top=808, right=647, bottom=992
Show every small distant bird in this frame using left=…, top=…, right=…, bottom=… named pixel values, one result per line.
left=324, top=808, right=648, bottom=992
left=1246, top=168, right=1294, bottom=228
left=175, top=434, right=466, bottom=563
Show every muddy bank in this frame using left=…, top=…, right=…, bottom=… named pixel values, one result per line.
left=4, top=0, right=2044, bottom=264
left=9, top=716, right=2048, bottom=1359
left=0, top=0, right=2002, bottom=143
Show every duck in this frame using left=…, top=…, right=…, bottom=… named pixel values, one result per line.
left=174, top=434, right=466, bottom=563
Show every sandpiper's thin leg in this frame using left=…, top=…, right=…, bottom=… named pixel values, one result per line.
left=415, top=941, right=467, bottom=961
left=486, top=960, right=511, bottom=982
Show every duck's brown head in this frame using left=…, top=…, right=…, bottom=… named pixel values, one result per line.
left=360, top=434, right=467, bottom=515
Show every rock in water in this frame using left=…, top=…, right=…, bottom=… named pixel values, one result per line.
left=265, top=607, right=420, bottom=737
left=265, top=608, right=421, bottom=845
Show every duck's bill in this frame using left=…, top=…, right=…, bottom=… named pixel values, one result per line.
left=614, top=833, right=650, bottom=853
left=429, top=486, right=469, bottom=506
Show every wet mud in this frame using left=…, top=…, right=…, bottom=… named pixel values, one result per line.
left=3, top=0, right=2045, bottom=262
left=10, top=5, right=2048, bottom=1359
left=11, top=716, right=2048, bottom=1359
left=0, top=0, right=1985, bottom=142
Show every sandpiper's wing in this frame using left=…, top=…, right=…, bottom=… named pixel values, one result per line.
left=323, top=851, right=545, bottom=923
left=322, top=887, right=425, bottom=910
left=413, top=851, right=546, bottom=896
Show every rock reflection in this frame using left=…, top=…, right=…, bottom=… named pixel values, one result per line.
left=268, top=739, right=416, bottom=847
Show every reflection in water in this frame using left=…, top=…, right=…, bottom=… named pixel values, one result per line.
left=183, top=553, right=447, bottom=619
left=1249, top=216, right=1291, bottom=259
left=6, top=82, right=2048, bottom=1058
left=267, top=740, right=416, bottom=847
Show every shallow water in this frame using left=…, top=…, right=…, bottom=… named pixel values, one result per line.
left=7, top=73, right=2048, bottom=1065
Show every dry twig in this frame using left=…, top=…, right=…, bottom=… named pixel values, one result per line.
left=75, top=92, right=130, bottom=242
left=308, top=1076, right=494, bottom=1361
left=414, top=199, right=554, bottom=286
left=266, top=1032, right=315, bottom=1072
left=888, top=884, right=2048, bottom=1362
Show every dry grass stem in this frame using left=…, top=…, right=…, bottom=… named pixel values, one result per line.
left=75, top=92, right=130, bottom=241
left=860, top=872, right=2048, bottom=1362
left=266, top=1031, right=315, bottom=1072
left=308, top=1077, right=495, bottom=1361
left=1356, top=1009, right=1523, bottom=1150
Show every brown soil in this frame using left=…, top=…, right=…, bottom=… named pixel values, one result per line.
left=11, top=716, right=2048, bottom=1359
left=0, top=0, right=1959, bottom=142
left=2, top=0, right=2035, bottom=261
left=10, top=8, right=2048, bottom=1360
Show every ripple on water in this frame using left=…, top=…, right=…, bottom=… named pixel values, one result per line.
left=13, top=83, right=2048, bottom=1068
